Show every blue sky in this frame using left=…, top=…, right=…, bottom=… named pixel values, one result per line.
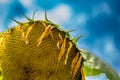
left=0, top=0, right=120, bottom=79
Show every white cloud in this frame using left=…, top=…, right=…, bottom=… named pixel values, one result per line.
left=48, top=4, right=72, bottom=24
left=92, top=2, right=111, bottom=17
left=102, top=2, right=111, bottom=15
left=103, top=37, right=118, bottom=59
left=89, top=35, right=119, bottom=64
left=0, top=0, right=9, bottom=4
left=104, top=39, right=114, bottom=53
left=24, top=4, right=72, bottom=25
left=19, top=0, right=33, bottom=8
left=76, top=13, right=88, bottom=26
left=28, top=9, right=45, bottom=20
left=93, top=36, right=117, bottom=59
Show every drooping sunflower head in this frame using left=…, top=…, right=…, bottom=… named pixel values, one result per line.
left=0, top=13, right=85, bottom=80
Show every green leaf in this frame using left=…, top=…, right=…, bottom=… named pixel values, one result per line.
left=80, top=49, right=120, bottom=80
left=84, top=65, right=102, bottom=76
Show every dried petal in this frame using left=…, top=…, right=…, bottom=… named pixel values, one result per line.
left=58, top=33, right=63, bottom=44
left=71, top=52, right=79, bottom=72
left=56, top=41, right=60, bottom=49
left=81, top=65, right=85, bottom=80
left=40, top=20, right=47, bottom=28
left=25, top=23, right=35, bottom=44
left=72, top=55, right=82, bottom=78
left=58, top=37, right=66, bottom=62
left=36, top=25, right=53, bottom=46
left=64, top=41, right=72, bottom=65
left=18, top=25, right=25, bottom=40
